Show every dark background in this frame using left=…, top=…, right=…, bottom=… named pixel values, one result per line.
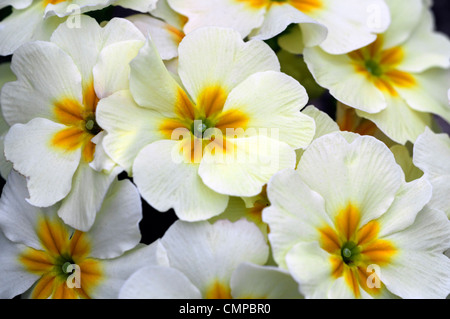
left=0, top=0, right=449, bottom=245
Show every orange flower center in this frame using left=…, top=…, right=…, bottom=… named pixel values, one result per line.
left=51, top=83, right=100, bottom=163
left=348, top=36, right=416, bottom=96
left=318, top=203, right=396, bottom=298
left=19, top=216, right=102, bottom=299
left=235, top=0, right=322, bottom=13
left=159, top=86, right=249, bottom=163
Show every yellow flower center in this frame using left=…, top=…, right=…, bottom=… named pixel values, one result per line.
left=19, top=216, right=102, bottom=299
left=318, top=203, right=396, bottom=298
left=159, top=86, right=249, bottom=163
left=51, top=83, right=100, bottom=163
left=235, top=0, right=322, bottom=13
left=348, top=36, right=416, bottom=96
left=43, top=0, right=67, bottom=6
left=205, top=281, right=232, bottom=299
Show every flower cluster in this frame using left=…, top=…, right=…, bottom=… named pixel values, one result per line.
left=0, top=0, right=449, bottom=299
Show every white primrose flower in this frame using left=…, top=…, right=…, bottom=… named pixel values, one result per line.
left=413, top=128, right=450, bottom=218
left=0, top=0, right=157, bottom=56
left=119, top=219, right=303, bottom=299
left=97, top=26, right=315, bottom=221
left=0, top=62, right=15, bottom=179
left=1, top=15, right=145, bottom=231
left=263, top=132, right=450, bottom=298
left=304, top=0, right=450, bottom=144
left=167, top=0, right=390, bottom=55
left=0, top=171, right=167, bottom=299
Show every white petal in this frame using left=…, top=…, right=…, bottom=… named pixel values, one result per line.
left=250, top=3, right=327, bottom=45
left=96, top=90, right=165, bottom=173
left=285, top=242, right=335, bottom=299
left=119, top=266, right=201, bottom=299
left=0, top=62, right=15, bottom=179
left=44, top=0, right=112, bottom=18
left=297, top=133, right=403, bottom=225
left=129, top=38, right=183, bottom=116
left=426, top=175, right=450, bottom=218
left=115, top=0, right=158, bottom=12
left=4, top=118, right=81, bottom=207
left=396, top=69, right=450, bottom=124
left=381, top=251, right=450, bottom=299
left=356, top=95, right=432, bottom=144
left=87, top=179, right=142, bottom=259
left=231, top=263, right=303, bottom=299
left=396, top=9, right=450, bottom=72
left=127, top=14, right=182, bottom=61
left=209, top=196, right=268, bottom=238
left=168, top=0, right=266, bottom=38
left=160, top=219, right=269, bottom=296
left=0, top=170, right=58, bottom=250
left=91, top=241, right=167, bottom=299
left=302, top=105, right=340, bottom=139
left=378, top=0, right=424, bottom=49
left=51, top=16, right=144, bottom=89
left=327, top=277, right=360, bottom=299
left=1, top=41, right=82, bottom=125
left=88, top=131, right=118, bottom=174
left=0, top=2, right=64, bottom=55
left=0, top=132, right=12, bottom=180
left=377, top=177, right=432, bottom=237
left=199, top=136, right=296, bottom=197
left=311, top=0, right=390, bottom=54
left=133, top=139, right=229, bottom=221
left=303, top=47, right=387, bottom=113
left=93, top=40, right=144, bottom=99
left=413, top=127, right=450, bottom=177
left=222, top=71, right=315, bottom=149
left=263, top=168, right=332, bottom=268
left=0, top=232, right=38, bottom=298
left=0, top=0, right=32, bottom=9
left=151, top=0, right=186, bottom=30
left=57, top=162, right=119, bottom=232
left=178, top=27, right=280, bottom=101
left=386, top=207, right=450, bottom=254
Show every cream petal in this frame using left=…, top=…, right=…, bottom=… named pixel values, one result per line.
left=160, top=219, right=269, bottom=297
left=297, top=132, right=403, bottom=225
left=91, top=241, right=168, bottom=298
left=1, top=41, right=83, bottom=125
left=87, top=179, right=142, bottom=259
left=250, top=3, right=327, bottom=46
left=199, top=136, right=296, bottom=197
left=96, top=90, right=166, bottom=173
left=133, top=139, right=229, bottom=221
left=4, top=118, right=81, bottom=207
left=167, top=0, right=266, bottom=38
left=57, top=161, right=119, bottom=232
left=230, top=263, right=303, bottom=299
left=119, top=266, right=201, bottom=299
left=356, top=95, right=432, bottom=144
left=177, top=27, right=280, bottom=101
left=303, top=47, right=387, bottom=113
left=126, top=14, right=182, bottom=61
left=263, top=168, right=333, bottom=268
left=0, top=170, right=59, bottom=250
left=222, top=71, right=315, bottom=149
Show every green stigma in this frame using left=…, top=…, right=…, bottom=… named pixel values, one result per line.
left=191, top=119, right=213, bottom=138
left=365, top=60, right=383, bottom=77
left=84, top=115, right=102, bottom=135
left=341, top=241, right=360, bottom=265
